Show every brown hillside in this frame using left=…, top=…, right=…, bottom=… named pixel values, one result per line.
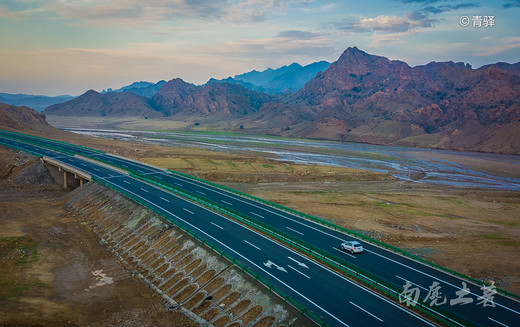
left=0, top=103, right=52, bottom=132
left=45, top=90, right=163, bottom=118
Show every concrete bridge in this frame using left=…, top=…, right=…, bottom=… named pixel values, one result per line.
left=42, top=156, right=91, bottom=189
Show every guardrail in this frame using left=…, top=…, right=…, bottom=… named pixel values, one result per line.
left=3, top=130, right=519, bottom=322
left=0, top=129, right=105, bottom=154
left=0, top=139, right=43, bottom=158
left=131, top=171, right=477, bottom=327
left=92, top=176, right=328, bottom=327
left=165, top=169, right=520, bottom=302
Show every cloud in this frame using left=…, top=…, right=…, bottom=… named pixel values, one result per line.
left=277, top=30, right=321, bottom=39
left=47, top=0, right=227, bottom=25
left=1, top=0, right=286, bottom=27
left=199, top=33, right=335, bottom=59
left=334, top=13, right=437, bottom=33
left=0, top=5, right=29, bottom=20
left=503, top=0, right=520, bottom=8
left=422, top=3, right=479, bottom=14
left=397, top=0, right=440, bottom=3
left=475, top=37, right=520, bottom=56
left=40, top=0, right=290, bottom=28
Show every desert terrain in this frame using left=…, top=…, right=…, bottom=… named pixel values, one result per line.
left=0, top=147, right=196, bottom=326
left=1, top=107, right=520, bottom=326
left=5, top=118, right=520, bottom=295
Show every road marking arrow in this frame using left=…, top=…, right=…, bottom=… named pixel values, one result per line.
left=263, top=260, right=287, bottom=273
left=288, top=256, right=309, bottom=269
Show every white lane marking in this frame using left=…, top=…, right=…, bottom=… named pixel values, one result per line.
left=286, top=226, right=304, bottom=235
left=264, top=260, right=287, bottom=273
left=80, top=163, right=87, bottom=166
left=156, top=176, right=164, bottom=180
left=174, top=183, right=183, bottom=187
left=123, top=180, right=131, bottom=184
left=349, top=301, right=383, bottom=322
left=250, top=212, right=264, bottom=219
left=210, top=221, right=224, bottom=230
left=244, top=240, right=261, bottom=250
left=140, top=187, right=149, bottom=193
left=221, top=200, right=233, bottom=206
left=333, top=247, right=356, bottom=258
left=183, top=208, right=194, bottom=215
left=364, top=248, right=520, bottom=315
left=196, top=190, right=206, bottom=196
left=488, top=317, right=509, bottom=327
left=100, top=177, right=434, bottom=327
left=93, top=168, right=100, bottom=172
left=138, top=170, right=146, bottom=173
left=160, top=197, right=170, bottom=203
left=288, top=256, right=309, bottom=269
left=396, top=275, right=429, bottom=291
left=288, top=265, right=310, bottom=279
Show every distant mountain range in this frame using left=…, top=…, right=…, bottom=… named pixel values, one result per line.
left=208, top=61, right=330, bottom=94
left=0, top=93, right=75, bottom=112
left=102, top=80, right=167, bottom=97
left=42, top=47, right=520, bottom=154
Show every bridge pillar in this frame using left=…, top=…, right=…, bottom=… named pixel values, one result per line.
left=63, top=171, right=68, bottom=189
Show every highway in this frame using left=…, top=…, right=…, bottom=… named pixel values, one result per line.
left=0, top=134, right=436, bottom=327
left=2, top=130, right=520, bottom=326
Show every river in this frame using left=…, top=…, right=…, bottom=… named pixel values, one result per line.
left=65, top=128, right=520, bottom=191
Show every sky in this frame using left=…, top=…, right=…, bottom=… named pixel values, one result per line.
left=0, top=0, right=519, bottom=96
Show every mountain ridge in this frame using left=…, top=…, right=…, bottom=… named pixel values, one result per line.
left=43, top=46, right=520, bottom=154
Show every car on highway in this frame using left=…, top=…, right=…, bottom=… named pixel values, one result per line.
left=341, top=241, right=363, bottom=254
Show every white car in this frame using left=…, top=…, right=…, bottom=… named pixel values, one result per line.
left=341, top=241, right=363, bottom=254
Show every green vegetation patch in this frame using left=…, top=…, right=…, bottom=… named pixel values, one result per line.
left=0, top=236, right=38, bottom=265
left=479, top=232, right=504, bottom=240
left=0, top=236, right=47, bottom=301
left=488, top=220, right=518, bottom=227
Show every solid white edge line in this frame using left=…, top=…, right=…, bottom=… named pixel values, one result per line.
left=175, top=171, right=519, bottom=316
left=210, top=221, right=224, bottom=230
left=349, top=301, right=383, bottom=322
left=244, top=240, right=261, bottom=250
left=99, top=178, right=356, bottom=327
left=488, top=317, right=509, bottom=327
left=288, top=265, right=310, bottom=279
left=364, top=248, right=520, bottom=315
left=99, top=176, right=434, bottom=327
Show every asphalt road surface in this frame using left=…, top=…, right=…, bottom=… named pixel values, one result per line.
left=2, top=130, right=520, bottom=326
left=0, top=134, right=437, bottom=327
